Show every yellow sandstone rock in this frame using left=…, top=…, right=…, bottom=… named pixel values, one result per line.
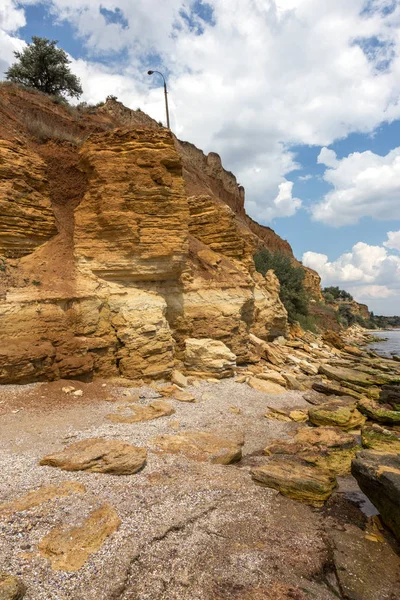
left=107, top=400, right=175, bottom=423
left=153, top=431, right=243, bottom=464
left=0, top=481, right=85, bottom=515
left=39, top=504, right=121, bottom=571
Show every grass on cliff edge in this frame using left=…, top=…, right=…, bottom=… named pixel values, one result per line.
left=254, top=248, right=317, bottom=331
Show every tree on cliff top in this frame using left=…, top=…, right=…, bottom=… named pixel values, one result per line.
left=6, top=37, right=83, bottom=99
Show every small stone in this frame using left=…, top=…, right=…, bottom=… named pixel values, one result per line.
left=171, top=370, right=188, bottom=388
left=229, top=406, right=242, bottom=415
left=61, top=386, right=75, bottom=394
left=289, top=410, right=308, bottom=422
left=0, top=573, right=26, bottom=599
left=173, top=390, right=196, bottom=403
left=235, top=375, right=247, bottom=384
left=72, top=390, right=83, bottom=397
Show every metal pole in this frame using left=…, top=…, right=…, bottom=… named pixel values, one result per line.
left=147, top=70, right=171, bottom=129
left=164, top=81, right=170, bottom=129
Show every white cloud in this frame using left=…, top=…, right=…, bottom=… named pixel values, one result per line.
left=298, top=174, right=313, bottom=181
left=384, top=229, right=400, bottom=251
left=303, top=237, right=400, bottom=312
left=312, top=147, right=400, bottom=225
left=2, top=0, right=400, bottom=223
left=317, top=147, right=339, bottom=168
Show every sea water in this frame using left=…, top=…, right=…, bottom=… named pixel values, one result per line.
left=367, top=330, right=400, bottom=358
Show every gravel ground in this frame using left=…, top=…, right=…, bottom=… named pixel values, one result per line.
left=0, top=378, right=396, bottom=599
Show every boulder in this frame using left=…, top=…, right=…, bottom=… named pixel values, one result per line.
left=321, top=330, right=344, bottom=350
left=343, top=344, right=363, bottom=357
left=357, top=398, right=400, bottom=425
left=184, top=338, right=236, bottom=378
left=308, top=399, right=365, bottom=430
left=39, top=504, right=121, bottom=571
left=39, top=438, right=147, bottom=475
left=251, top=456, right=337, bottom=507
left=107, top=400, right=175, bottom=423
left=361, top=424, right=400, bottom=453
left=153, top=431, right=242, bottom=464
left=351, top=451, right=400, bottom=541
left=379, top=384, right=400, bottom=411
left=248, top=377, right=286, bottom=394
left=265, top=426, right=359, bottom=476
left=0, top=573, right=26, bottom=599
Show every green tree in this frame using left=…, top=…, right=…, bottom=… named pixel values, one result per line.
left=6, top=36, right=83, bottom=99
left=254, top=249, right=310, bottom=323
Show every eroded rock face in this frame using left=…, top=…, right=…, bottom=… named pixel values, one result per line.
left=39, top=504, right=121, bottom=571
left=351, top=450, right=400, bottom=541
left=74, top=129, right=189, bottom=282
left=153, top=431, right=243, bottom=464
left=0, top=139, right=57, bottom=258
left=184, top=338, right=236, bottom=378
left=361, top=424, right=400, bottom=453
left=39, top=438, right=147, bottom=475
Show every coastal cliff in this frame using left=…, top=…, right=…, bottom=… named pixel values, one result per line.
left=0, top=85, right=291, bottom=383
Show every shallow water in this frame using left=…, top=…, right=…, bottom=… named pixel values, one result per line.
left=367, top=329, right=400, bottom=358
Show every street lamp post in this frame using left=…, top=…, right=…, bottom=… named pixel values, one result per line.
left=147, top=70, right=170, bottom=129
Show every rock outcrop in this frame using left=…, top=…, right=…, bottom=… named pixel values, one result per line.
left=352, top=450, right=400, bottom=542
left=0, top=85, right=291, bottom=384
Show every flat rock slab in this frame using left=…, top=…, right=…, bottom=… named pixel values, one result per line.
left=295, top=426, right=358, bottom=449
left=357, top=398, right=400, bottom=425
left=352, top=450, right=400, bottom=542
left=308, top=400, right=365, bottom=430
left=39, top=504, right=121, bottom=571
left=248, top=377, right=286, bottom=394
left=251, top=456, right=337, bottom=507
left=319, top=364, right=398, bottom=387
left=0, top=572, right=26, bottom=600
left=312, top=381, right=362, bottom=400
left=107, top=400, right=175, bottom=423
left=0, top=481, right=85, bottom=515
left=39, top=438, right=147, bottom=475
left=153, top=431, right=243, bottom=464
left=330, top=524, right=400, bottom=600
left=361, top=424, right=400, bottom=453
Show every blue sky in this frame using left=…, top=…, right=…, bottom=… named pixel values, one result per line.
left=1, top=0, right=400, bottom=314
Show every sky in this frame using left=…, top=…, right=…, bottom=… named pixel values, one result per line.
left=1, top=0, right=400, bottom=315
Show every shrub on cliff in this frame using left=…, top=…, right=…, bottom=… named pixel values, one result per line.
left=254, top=249, right=310, bottom=324
left=6, top=36, right=83, bottom=99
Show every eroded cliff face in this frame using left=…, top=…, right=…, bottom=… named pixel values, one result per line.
left=0, top=85, right=292, bottom=384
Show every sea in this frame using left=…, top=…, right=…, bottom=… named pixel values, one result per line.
left=367, top=329, right=400, bottom=358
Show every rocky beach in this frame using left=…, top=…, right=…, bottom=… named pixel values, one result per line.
left=1, top=325, right=400, bottom=599
left=0, top=84, right=399, bottom=599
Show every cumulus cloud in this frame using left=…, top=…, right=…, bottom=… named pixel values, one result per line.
left=2, top=0, right=400, bottom=222
left=303, top=237, right=400, bottom=309
left=312, top=147, right=400, bottom=225
left=384, top=229, right=400, bottom=251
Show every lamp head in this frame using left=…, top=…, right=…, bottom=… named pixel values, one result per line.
left=147, top=70, right=154, bottom=75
